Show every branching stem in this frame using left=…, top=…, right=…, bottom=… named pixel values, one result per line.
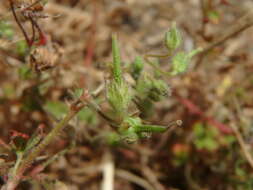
left=2, top=103, right=85, bottom=190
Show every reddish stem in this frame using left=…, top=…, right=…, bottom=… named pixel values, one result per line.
left=175, top=93, right=233, bottom=134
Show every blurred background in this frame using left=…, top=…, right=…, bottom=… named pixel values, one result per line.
left=1, top=0, right=253, bottom=189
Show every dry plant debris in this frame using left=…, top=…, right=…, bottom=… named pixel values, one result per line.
left=1, top=0, right=253, bottom=189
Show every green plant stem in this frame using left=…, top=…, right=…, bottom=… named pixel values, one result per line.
left=134, top=125, right=168, bottom=133
left=17, top=109, right=79, bottom=174
left=3, top=105, right=85, bottom=190
left=112, top=34, right=122, bottom=84
left=81, top=98, right=118, bottom=127
left=13, top=152, right=23, bottom=176
left=195, top=9, right=253, bottom=68
left=201, top=10, right=253, bottom=54
left=144, top=55, right=171, bottom=76
left=145, top=53, right=170, bottom=58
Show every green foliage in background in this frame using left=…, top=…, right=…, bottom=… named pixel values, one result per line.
left=0, top=20, right=14, bottom=39
left=193, top=123, right=219, bottom=151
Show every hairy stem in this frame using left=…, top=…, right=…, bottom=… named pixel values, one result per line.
left=3, top=104, right=84, bottom=190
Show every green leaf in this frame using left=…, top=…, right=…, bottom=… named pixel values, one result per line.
left=136, top=98, right=154, bottom=118
left=149, top=79, right=169, bottom=101
left=222, top=135, right=236, bottom=145
left=193, top=123, right=219, bottom=151
left=15, top=40, right=28, bottom=56
left=106, top=132, right=121, bottom=146
left=135, top=75, right=169, bottom=101
left=3, top=83, right=15, bottom=99
left=41, top=0, right=49, bottom=5
left=77, top=108, right=98, bottom=125
left=44, top=101, right=68, bottom=120
left=18, top=65, right=32, bottom=80
left=0, top=21, right=14, bottom=39
left=165, top=22, right=182, bottom=51
left=170, top=48, right=202, bottom=75
left=72, top=88, right=84, bottom=99
left=170, top=52, right=188, bottom=75
left=235, top=166, right=246, bottom=177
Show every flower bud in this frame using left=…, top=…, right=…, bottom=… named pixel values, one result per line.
left=165, top=22, right=182, bottom=51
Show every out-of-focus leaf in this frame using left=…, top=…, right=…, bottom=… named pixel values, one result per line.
left=15, top=40, right=28, bottom=56
left=72, top=88, right=84, bottom=99
left=149, top=79, right=169, bottom=101
left=171, top=52, right=188, bottom=75
left=44, top=101, right=68, bottom=119
left=18, top=65, right=32, bottom=80
left=3, top=84, right=16, bottom=99
left=106, top=132, right=121, bottom=146
left=135, top=75, right=169, bottom=101
left=77, top=108, right=98, bottom=125
left=193, top=123, right=219, bottom=151
left=0, top=21, right=14, bottom=39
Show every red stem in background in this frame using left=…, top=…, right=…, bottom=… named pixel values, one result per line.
left=174, top=93, right=233, bottom=134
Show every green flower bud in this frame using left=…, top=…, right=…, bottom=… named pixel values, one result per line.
left=136, top=75, right=170, bottom=101
left=165, top=22, right=182, bottom=51
left=148, top=79, right=170, bottom=101
left=107, top=80, right=132, bottom=121
left=131, top=56, right=144, bottom=80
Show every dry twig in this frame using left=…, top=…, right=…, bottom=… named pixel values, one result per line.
left=231, top=124, right=253, bottom=169
left=101, top=151, right=114, bottom=190
left=196, top=9, right=253, bottom=68
left=202, top=10, right=253, bottom=54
